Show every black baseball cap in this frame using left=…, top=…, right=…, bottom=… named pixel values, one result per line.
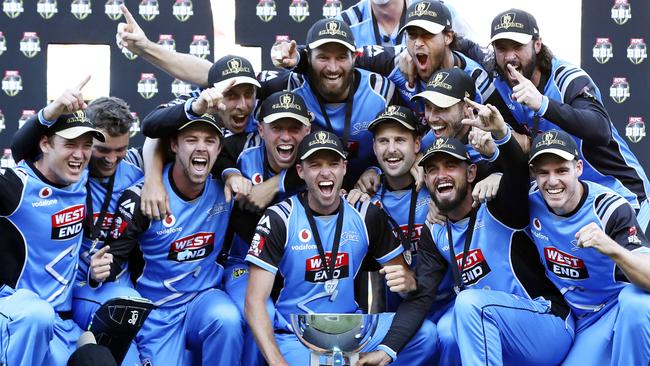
left=208, top=55, right=261, bottom=89
left=259, top=91, right=311, bottom=126
left=418, top=137, right=470, bottom=166
left=368, top=105, right=419, bottom=133
left=52, top=111, right=105, bottom=142
left=413, top=68, right=475, bottom=108
left=490, top=9, right=539, bottom=45
left=528, top=129, right=579, bottom=164
left=298, top=131, right=347, bottom=160
left=399, top=0, right=452, bottom=36
left=306, top=18, right=356, bottom=52
left=178, top=113, right=224, bottom=137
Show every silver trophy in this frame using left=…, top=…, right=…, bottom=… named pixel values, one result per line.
left=291, top=313, right=379, bottom=366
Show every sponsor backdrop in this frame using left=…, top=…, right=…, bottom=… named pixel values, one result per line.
left=0, top=0, right=647, bottom=174
left=0, top=0, right=213, bottom=150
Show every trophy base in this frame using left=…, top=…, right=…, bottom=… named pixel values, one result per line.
left=310, top=351, right=359, bottom=366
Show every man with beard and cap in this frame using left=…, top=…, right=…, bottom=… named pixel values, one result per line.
left=527, top=129, right=650, bottom=365
left=488, top=8, right=650, bottom=233
left=358, top=105, right=572, bottom=366
left=90, top=114, right=244, bottom=365
left=223, top=90, right=311, bottom=366
left=0, top=83, right=114, bottom=365
left=244, top=131, right=436, bottom=365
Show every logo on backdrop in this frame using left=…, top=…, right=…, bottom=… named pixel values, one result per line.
left=173, top=0, right=193, bottom=22
left=20, top=32, right=41, bottom=58
left=611, top=0, right=631, bottom=25
left=71, top=0, right=92, bottom=20
left=626, top=117, right=646, bottom=143
left=0, top=109, right=5, bottom=133
left=592, top=38, right=613, bottom=64
left=129, top=112, right=140, bottom=137
left=289, top=0, right=310, bottom=23
left=171, top=79, right=192, bottom=98
left=322, top=0, right=342, bottom=19
left=18, top=110, right=35, bottom=129
left=189, top=35, right=210, bottom=59
left=609, top=77, right=630, bottom=104
left=627, top=38, right=647, bottom=64
left=37, top=0, right=58, bottom=19
left=256, top=0, right=277, bottom=22
left=139, top=0, right=159, bottom=21
left=0, top=32, right=6, bottom=56
left=157, top=34, right=176, bottom=52
left=2, top=71, right=22, bottom=97
left=104, top=0, right=124, bottom=20
left=137, top=73, right=158, bottom=99
left=2, top=0, right=24, bottom=19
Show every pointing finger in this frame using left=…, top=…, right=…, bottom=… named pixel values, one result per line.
left=120, top=4, right=136, bottom=25
left=75, top=75, right=91, bottom=92
left=507, top=64, right=527, bottom=82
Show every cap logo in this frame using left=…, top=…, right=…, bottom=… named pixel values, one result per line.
left=66, top=110, right=91, bottom=124
left=387, top=105, right=397, bottom=114
left=273, top=93, right=302, bottom=111
left=428, top=72, right=452, bottom=90
left=494, top=12, right=524, bottom=31
left=381, top=105, right=407, bottom=119
left=434, top=137, right=446, bottom=149
left=222, top=58, right=251, bottom=76
left=309, top=131, right=338, bottom=147
left=535, top=131, right=566, bottom=148
left=410, top=2, right=437, bottom=18
left=319, top=20, right=348, bottom=38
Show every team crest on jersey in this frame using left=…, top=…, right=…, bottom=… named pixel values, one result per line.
left=20, top=32, right=41, bottom=58
left=162, top=214, right=176, bottom=228
left=231, top=267, right=248, bottom=279
left=628, top=226, right=642, bottom=244
left=248, top=233, right=266, bottom=256
left=104, top=0, right=123, bottom=20
left=256, top=0, right=276, bottom=22
left=252, top=173, right=264, bottom=185
left=168, top=232, right=214, bottom=262
left=305, top=252, right=349, bottom=282
left=627, top=38, right=647, bottom=64
left=322, top=0, right=341, bottom=18
left=289, top=0, right=309, bottom=22
left=2, top=0, right=24, bottom=18
left=37, top=0, right=58, bottom=19
left=626, top=117, right=645, bottom=143
left=2, top=70, right=22, bottom=97
left=298, top=228, right=312, bottom=242
left=189, top=35, right=210, bottom=59
left=172, top=0, right=193, bottom=22
left=51, top=204, right=85, bottom=240
left=611, top=0, right=631, bottom=25
left=138, top=73, right=158, bottom=99
left=609, top=77, right=630, bottom=104
left=544, top=246, right=589, bottom=279
left=71, top=0, right=92, bottom=20
left=456, top=248, right=491, bottom=286
left=138, top=0, right=159, bottom=21
left=592, top=38, right=613, bottom=64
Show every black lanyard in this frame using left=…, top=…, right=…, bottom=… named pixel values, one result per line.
left=314, top=75, right=355, bottom=148
left=300, top=194, right=345, bottom=282
left=380, top=175, right=417, bottom=251
left=445, top=207, right=478, bottom=294
left=262, top=147, right=271, bottom=181
left=371, top=0, right=407, bottom=46
left=84, top=172, right=116, bottom=248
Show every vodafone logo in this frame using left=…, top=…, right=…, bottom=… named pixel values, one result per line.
left=299, top=229, right=312, bottom=242
left=162, top=215, right=176, bottom=228
left=39, top=187, right=52, bottom=198
left=252, top=173, right=263, bottom=185
left=533, top=218, right=542, bottom=231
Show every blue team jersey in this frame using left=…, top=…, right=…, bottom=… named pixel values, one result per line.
left=134, top=164, right=232, bottom=307
left=337, top=0, right=406, bottom=47
left=77, top=159, right=143, bottom=282
left=293, top=68, right=394, bottom=185
left=528, top=181, right=650, bottom=323
left=246, top=196, right=403, bottom=331
left=2, top=162, right=87, bottom=311
left=494, top=58, right=650, bottom=209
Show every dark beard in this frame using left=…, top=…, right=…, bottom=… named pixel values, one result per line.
left=431, top=180, right=468, bottom=213
left=496, top=44, right=538, bottom=88
left=308, top=68, right=354, bottom=103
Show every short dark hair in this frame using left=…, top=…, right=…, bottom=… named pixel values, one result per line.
left=85, top=97, right=133, bottom=137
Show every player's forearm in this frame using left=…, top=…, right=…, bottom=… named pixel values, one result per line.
left=544, top=97, right=611, bottom=145
left=137, top=41, right=211, bottom=87
left=245, top=300, right=287, bottom=366
left=611, top=250, right=650, bottom=291
left=142, top=138, right=165, bottom=182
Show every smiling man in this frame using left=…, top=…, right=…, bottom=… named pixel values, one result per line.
left=244, top=131, right=436, bottom=365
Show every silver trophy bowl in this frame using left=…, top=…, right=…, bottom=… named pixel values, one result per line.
left=290, top=313, right=379, bottom=366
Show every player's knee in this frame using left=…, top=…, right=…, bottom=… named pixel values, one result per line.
left=436, top=316, right=455, bottom=349
left=204, top=298, right=244, bottom=332
left=452, top=289, right=487, bottom=318
left=618, top=285, right=650, bottom=323
left=16, top=291, right=55, bottom=330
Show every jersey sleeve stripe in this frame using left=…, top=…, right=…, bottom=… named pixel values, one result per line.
left=375, top=245, right=404, bottom=264
left=245, top=255, right=278, bottom=274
